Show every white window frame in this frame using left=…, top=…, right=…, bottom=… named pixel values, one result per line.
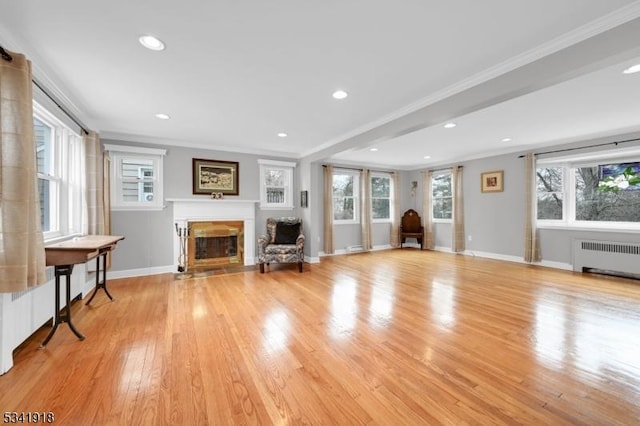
left=105, top=144, right=166, bottom=211
left=431, top=171, right=452, bottom=223
left=537, top=151, right=640, bottom=232
left=34, top=102, right=84, bottom=241
left=333, top=169, right=360, bottom=225
left=258, top=159, right=296, bottom=210
left=371, top=172, right=392, bottom=223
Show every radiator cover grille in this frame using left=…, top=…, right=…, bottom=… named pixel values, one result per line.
left=573, top=239, right=640, bottom=277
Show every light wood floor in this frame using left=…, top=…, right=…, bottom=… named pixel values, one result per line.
left=2, top=250, right=640, bottom=425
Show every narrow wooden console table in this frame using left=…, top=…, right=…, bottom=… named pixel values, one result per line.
left=42, top=235, right=125, bottom=347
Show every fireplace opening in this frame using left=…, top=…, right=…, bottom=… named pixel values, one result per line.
left=188, top=221, right=244, bottom=270
left=194, top=235, right=238, bottom=260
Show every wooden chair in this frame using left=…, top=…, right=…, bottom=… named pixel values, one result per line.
left=399, top=209, right=424, bottom=249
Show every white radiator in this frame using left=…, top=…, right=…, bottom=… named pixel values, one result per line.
left=573, top=239, right=640, bottom=277
left=0, top=264, right=89, bottom=374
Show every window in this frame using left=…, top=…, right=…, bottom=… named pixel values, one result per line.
left=333, top=170, right=359, bottom=223
left=105, top=144, right=166, bottom=210
left=537, top=156, right=640, bottom=229
left=432, top=172, right=452, bottom=221
left=371, top=174, right=392, bottom=222
left=34, top=102, right=84, bottom=240
left=536, top=167, right=564, bottom=220
left=258, top=159, right=296, bottom=209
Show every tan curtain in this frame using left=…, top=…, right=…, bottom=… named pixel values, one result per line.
left=389, top=171, right=401, bottom=248
left=103, top=152, right=112, bottom=268
left=0, top=50, right=46, bottom=292
left=524, top=153, right=541, bottom=262
left=103, top=153, right=111, bottom=234
left=451, top=165, right=465, bottom=253
left=323, top=165, right=334, bottom=254
left=84, top=131, right=105, bottom=235
left=422, top=171, right=435, bottom=250
left=360, top=168, right=372, bottom=251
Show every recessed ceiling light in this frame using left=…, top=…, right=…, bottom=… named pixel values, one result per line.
left=370, top=148, right=378, bottom=152
left=444, top=122, right=457, bottom=128
left=332, top=90, right=348, bottom=100
left=155, top=113, right=170, bottom=120
left=423, top=155, right=431, bottom=159
left=502, top=138, right=512, bottom=142
left=277, top=132, right=288, bottom=138
left=623, top=64, right=640, bottom=74
left=139, top=35, right=165, bottom=51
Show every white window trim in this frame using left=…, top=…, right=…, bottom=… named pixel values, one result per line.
left=537, top=152, right=640, bottom=231
left=258, top=159, right=296, bottom=210
left=105, top=144, right=166, bottom=211
left=34, top=101, right=84, bottom=241
left=333, top=169, right=360, bottom=225
left=431, top=171, right=452, bottom=223
left=371, top=172, right=392, bottom=224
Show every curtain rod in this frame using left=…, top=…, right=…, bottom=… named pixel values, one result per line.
left=518, top=137, right=640, bottom=158
left=0, top=45, right=13, bottom=61
left=33, top=79, right=89, bottom=135
left=322, top=164, right=393, bottom=174
left=0, top=44, right=89, bottom=135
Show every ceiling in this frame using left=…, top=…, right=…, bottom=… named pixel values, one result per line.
left=1, top=1, right=640, bottom=170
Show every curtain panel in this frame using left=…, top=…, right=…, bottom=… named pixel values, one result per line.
left=323, top=165, right=334, bottom=254
left=524, top=153, right=541, bottom=262
left=389, top=171, right=400, bottom=248
left=84, top=131, right=105, bottom=235
left=0, top=50, right=46, bottom=292
left=360, top=168, right=372, bottom=251
left=422, top=171, right=435, bottom=250
left=452, top=165, right=465, bottom=253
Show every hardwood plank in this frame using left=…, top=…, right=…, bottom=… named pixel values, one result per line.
left=1, top=250, right=640, bottom=424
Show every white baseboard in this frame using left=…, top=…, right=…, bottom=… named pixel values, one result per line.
left=462, top=249, right=573, bottom=271
left=107, top=265, right=176, bottom=280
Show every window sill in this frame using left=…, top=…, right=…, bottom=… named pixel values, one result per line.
left=537, top=223, right=640, bottom=234
left=111, top=205, right=166, bottom=211
left=259, top=205, right=294, bottom=210
left=334, top=221, right=359, bottom=226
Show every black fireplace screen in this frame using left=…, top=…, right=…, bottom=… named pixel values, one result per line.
left=194, top=236, right=238, bottom=260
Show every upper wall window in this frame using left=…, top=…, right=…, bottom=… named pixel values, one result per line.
left=333, top=170, right=359, bottom=224
left=371, top=173, right=392, bottom=222
left=34, top=102, right=84, bottom=240
left=105, top=144, right=166, bottom=211
left=537, top=156, right=640, bottom=229
left=431, top=172, right=452, bottom=221
left=258, top=159, right=296, bottom=210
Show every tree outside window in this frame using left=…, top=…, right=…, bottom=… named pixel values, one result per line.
left=575, top=166, right=640, bottom=222
left=432, top=173, right=452, bottom=220
left=536, top=167, right=563, bottom=220
left=333, top=173, right=358, bottom=222
left=371, top=175, right=391, bottom=220
left=536, top=160, right=640, bottom=226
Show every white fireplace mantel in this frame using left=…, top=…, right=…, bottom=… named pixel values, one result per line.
left=168, top=198, right=259, bottom=267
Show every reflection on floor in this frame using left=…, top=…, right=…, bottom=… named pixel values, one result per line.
left=174, top=264, right=256, bottom=279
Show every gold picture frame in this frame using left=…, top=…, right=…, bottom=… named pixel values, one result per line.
left=481, top=170, right=504, bottom=193
left=192, top=158, right=239, bottom=195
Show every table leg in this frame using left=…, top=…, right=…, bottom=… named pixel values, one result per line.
left=85, top=250, right=114, bottom=305
left=40, top=265, right=85, bottom=348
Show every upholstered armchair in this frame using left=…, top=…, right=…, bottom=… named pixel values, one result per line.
left=257, top=217, right=305, bottom=273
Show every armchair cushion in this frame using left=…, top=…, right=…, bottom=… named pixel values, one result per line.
left=274, top=222, right=301, bottom=244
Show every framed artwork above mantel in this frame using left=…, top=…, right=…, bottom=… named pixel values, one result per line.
left=192, top=158, right=239, bottom=195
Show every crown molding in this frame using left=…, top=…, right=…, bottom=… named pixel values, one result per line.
left=302, top=4, right=640, bottom=159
